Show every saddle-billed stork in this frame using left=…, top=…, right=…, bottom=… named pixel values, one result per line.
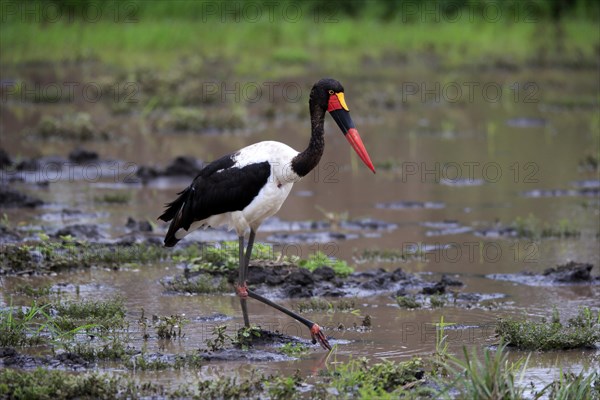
left=159, top=78, right=375, bottom=350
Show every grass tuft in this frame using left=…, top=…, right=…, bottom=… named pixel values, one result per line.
left=496, top=307, right=600, bottom=351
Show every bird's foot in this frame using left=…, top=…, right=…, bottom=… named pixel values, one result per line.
left=310, top=323, right=331, bottom=351
left=235, top=282, right=249, bottom=299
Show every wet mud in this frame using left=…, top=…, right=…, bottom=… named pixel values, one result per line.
left=487, top=262, right=600, bottom=286
left=0, top=348, right=90, bottom=370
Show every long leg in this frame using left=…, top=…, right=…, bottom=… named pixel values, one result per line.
left=243, top=229, right=256, bottom=277
left=238, top=231, right=330, bottom=350
left=247, top=289, right=331, bottom=350
left=237, top=235, right=250, bottom=327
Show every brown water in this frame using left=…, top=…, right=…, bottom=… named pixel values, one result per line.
left=1, top=64, right=599, bottom=389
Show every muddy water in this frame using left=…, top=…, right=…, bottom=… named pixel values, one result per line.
left=1, top=65, right=599, bottom=389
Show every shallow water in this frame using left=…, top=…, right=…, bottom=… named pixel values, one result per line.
left=1, top=64, right=599, bottom=390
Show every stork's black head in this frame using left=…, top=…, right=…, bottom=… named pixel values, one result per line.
left=310, top=78, right=376, bottom=173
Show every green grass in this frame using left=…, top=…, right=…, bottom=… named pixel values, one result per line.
left=496, top=307, right=600, bottom=351
left=93, top=192, right=132, bottom=204
left=0, top=300, right=51, bottom=347
left=173, top=241, right=284, bottom=273
left=53, top=297, right=127, bottom=332
left=295, top=298, right=358, bottom=313
left=161, top=273, right=230, bottom=294
left=396, top=295, right=421, bottom=309
left=1, top=1, right=597, bottom=72
left=0, top=297, right=133, bottom=362
left=322, top=356, right=428, bottom=398
left=512, top=214, right=582, bottom=239
left=14, top=283, right=54, bottom=298
left=437, top=342, right=529, bottom=400
left=298, top=251, right=354, bottom=277
left=279, top=342, right=309, bottom=357
left=0, top=240, right=169, bottom=274
left=0, top=368, right=168, bottom=400
left=538, top=370, right=600, bottom=400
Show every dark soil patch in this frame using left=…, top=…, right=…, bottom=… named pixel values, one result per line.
left=195, top=313, right=233, bottom=323
left=198, top=348, right=292, bottom=362
left=266, top=231, right=360, bottom=243
left=170, top=262, right=466, bottom=300
left=421, top=220, right=473, bottom=236
left=340, top=218, right=398, bottom=231
left=68, top=148, right=99, bottom=164
left=238, top=328, right=308, bottom=348
left=53, top=224, right=103, bottom=240
left=487, top=262, right=599, bottom=286
left=0, top=148, right=12, bottom=168
left=133, top=156, right=204, bottom=183
left=0, top=185, right=43, bottom=208
left=522, top=187, right=600, bottom=198
left=474, top=226, right=519, bottom=238
left=125, top=217, right=153, bottom=232
left=0, top=225, right=21, bottom=243
left=376, top=201, right=445, bottom=210
left=0, top=347, right=90, bottom=370
left=505, top=117, right=547, bottom=127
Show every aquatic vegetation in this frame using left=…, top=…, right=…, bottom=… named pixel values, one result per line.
left=358, top=246, right=429, bottom=262
left=194, top=372, right=268, bottom=399
left=535, top=370, right=600, bottom=400
left=430, top=295, right=446, bottom=308
left=173, top=242, right=352, bottom=279
left=496, top=307, right=600, bottom=350
left=298, top=251, right=354, bottom=277
left=265, top=371, right=302, bottom=400
left=63, top=339, right=133, bottom=362
left=125, top=353, right=204, bottom=371
left=322, top=356, right=427, bottom=398
left=396, top=296, right=421, bottom=309
left=0, top=301, right=51, bottom=347
left=161, top=273, right=230, bottom=294
left=205, top=324, right=234, bottom=352
left=436, top=342, right=529, bottom=400
left=93, top=192, right=132, bottom=204
left=154, top=313, right=188, bottom=340
left=295, top=298, right=357, bottom=313
left=35, top=113, right=109, bottom=141
left=0, top=240, right=169, bottom=274
left=512, top=214, right=581, bottom=239
left=53, top=297, right=127, bottom=332
left=279, top=342, right=309, bottom=357
left=0, top=297, right=133, bottom=363
left=235, top=325, right=263, bottom=349
left=13, top=283, right=54, bottom=298
left=431, top=316, right=455, bottom=376
left=0, top=368, right=168, bottom=400
left=174, top=241, right=285, bottom=273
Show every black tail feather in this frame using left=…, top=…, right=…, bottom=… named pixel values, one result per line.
left=158, top=186, right=192, bottom=247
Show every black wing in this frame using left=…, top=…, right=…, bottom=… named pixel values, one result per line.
left=159, top=154, right=271, bottom=247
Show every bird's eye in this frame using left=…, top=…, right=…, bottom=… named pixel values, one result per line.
left=328, top=90, right=335, bottom=95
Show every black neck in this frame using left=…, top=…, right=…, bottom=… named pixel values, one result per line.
left=291, top=96, right=326, bottom=177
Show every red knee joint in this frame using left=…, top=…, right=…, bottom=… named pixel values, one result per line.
left=235, top=282, right=248, bottom=299
left=310, top=324, right=321, bottom=335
